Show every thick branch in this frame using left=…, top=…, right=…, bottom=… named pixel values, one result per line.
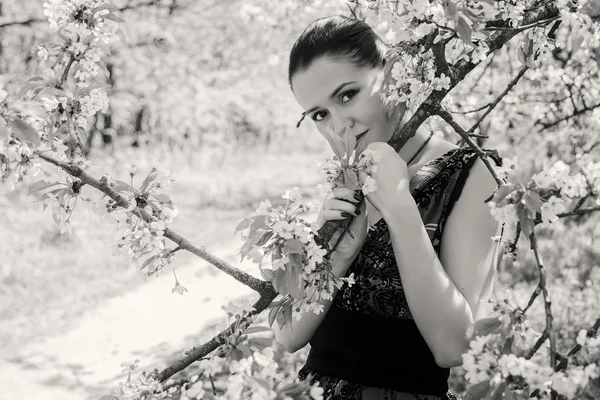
left=154, top=288, right=277, bottom=382
left=557, top=205, right=600, bottom=219
left=436, top=108, right=504, bottom=186
left=35, top=151, right=270, bottom=294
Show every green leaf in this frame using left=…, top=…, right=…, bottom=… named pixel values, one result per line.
left=283, top=238, right=303, bottom=255
left=28, top=180, right=63, bottom=196
left=240, top=229, right=272, bottom=261
left=473, top=317, right=502, bottom=337
left=115, top=28, right=127, bottom=45
left=286, top=253, right=304, bottom=300
left=463, top=379, right=490, bottom=400
left=516, top=203, right=534, bottom=237
left=474, top=0, right=495, bottom=5
left=41, top=87, right=67, bottom=97
left=572, top=33, right=585, bottom=55
left=490, top=184, right=516, bottom=206
left=10, top=118, right=41, bottom=146
left=253, top=377, right=272, bottom=391
left=272, top=268, right=288, bottom=295
left=104, top=13, right=125, bottom=23
left=154, top=193, right=171, bottom=204
left=140, top=255, right=157, bottom=270
left=95, top=3, right=119, bottom=13
left=241, top=326, right=272, bottom=335
left=456, top=16, right=473, bottom=46
left=462, top=7, right=485, bottom=23
left=260, top=266, right=274, bottom=282
left=323, top=128, right=346, bottom=160
left=342, top=127, right=355, bottom=162
left=503, top=386, right=518, bottom=400
left=523, top=190, right=542, bottom=216
left=248, top=336, right=273, bottom=350
left=276, top=300, right=292, bottom=328
left=110, top=179, right=132, bottom=193
left=0, top=117, right=8, bottom=141
left=443, top=0, right=458, bottom=21
left=248, top=215, right=269, bottom=238
left=140, top=170, right=158, bottom=192
left=268, top=303, right=282, bottom=327
left=235, top=217, right=254, bottom=235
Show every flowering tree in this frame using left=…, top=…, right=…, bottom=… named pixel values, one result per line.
left=2, top=0, right=600, bottom=399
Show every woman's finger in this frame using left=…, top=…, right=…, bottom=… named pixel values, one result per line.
left=332, top=187, right=362, bottom=204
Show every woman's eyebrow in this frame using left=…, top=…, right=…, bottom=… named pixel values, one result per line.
left=304, top=81, right=357, bottom=114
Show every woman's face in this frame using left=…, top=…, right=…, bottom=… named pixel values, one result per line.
left=291, top=56, right=392, bottom=154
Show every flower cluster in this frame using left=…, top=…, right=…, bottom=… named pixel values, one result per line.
left=237, top=188, right=356, bottom=325
left=42, top=88, right=109, bottom=130
left=43, top=0, right=119, bottom=43
left=462, top=291, right=600, bottom=398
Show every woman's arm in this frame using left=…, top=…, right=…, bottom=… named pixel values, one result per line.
left=274, top=252, right=354, bottom=353
left=382, top=158, right=500, bottom=367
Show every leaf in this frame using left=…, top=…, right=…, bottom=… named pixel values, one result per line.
left=241, top=326, right=272, bottom=335
left=268, top=303, right=282, bottom=327
left=463, top=379, right=491, bottom=400
left=260, top=266, right=275, bottom=282
left=283, top=238, right=303, bottom=255
left=110, top=179, right=132, bottom=193
left=443, top=0, right=458, bottom=21
left=474, top=0, right=495, bottom=5
left=0, top=117, right=8, bottom=141
left=115, top=28, right=127, bottom=44
left=140, top=170, right=158, bottom=192
left=248, top=336, right=273, bottom=350
left=323, top=128, right=346, bottom=160
left=248, top=215, right=269, bottom=238
left=235, top=218, right=254, bottom=235
left=41, top=87, right=67, bottom=97
left=104, top=13, right=125, bottom=23
left=253, top=377, right=272, bottom=391
left=503, top=386, right=518, bottom=400
left=523, top=190, right=542, bottom=216
left=489, top=184, right=516, bottom=206
left=140, top=256, right=157, bottom=270
left=462, top=7, right=484, bottom=23
left=28, top=180, right=63, bottom=196
left=154, top=193, right=171, bottom=204
left=456, top=16, right=473, bottom=46
left=488, top=381, right=508, bottom=400
left=342, top=127, right=355, bottom=162
left=13, top=101, right=50, bottom=123
left=240, top=229, right=273, bottom=261
left=572, top=32, right=585, bottom=55
left=516, top=203, right=534, bottom=237
left=276, top=300, right=293, bottom=328
left=10, top=118, right=41, bottom=146
left=286, top=253, right=304, bottom=300
left=272, top=269, right=288, bottom=295
left=473, top=317, right=502, bottom=337
left=95, top=3, right=119, bottom=12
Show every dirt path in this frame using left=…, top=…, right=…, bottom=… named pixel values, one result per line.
left=1, top=237, right=266, bottom=399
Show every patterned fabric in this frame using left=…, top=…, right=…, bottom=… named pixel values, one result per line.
left=298, top=145, right=484, bottom=400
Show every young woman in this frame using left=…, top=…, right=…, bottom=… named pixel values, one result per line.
left=275, top=15, right=503, bottom=400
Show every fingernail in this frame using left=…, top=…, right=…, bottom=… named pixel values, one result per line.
left=355, top=208, right=361, bottom=215
left=341, top=211, right=351, bottom=218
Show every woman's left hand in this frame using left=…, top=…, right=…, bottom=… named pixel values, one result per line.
left=357, top=142, right=410, bottom=217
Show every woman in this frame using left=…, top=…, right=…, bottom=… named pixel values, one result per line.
left=275, top=15, right=503, bottom=400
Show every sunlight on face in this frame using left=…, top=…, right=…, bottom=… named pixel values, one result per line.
left=291, top=57, right=392, bottom=154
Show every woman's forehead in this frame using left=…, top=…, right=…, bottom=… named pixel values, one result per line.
left=292, top=58, right=374, bottom=110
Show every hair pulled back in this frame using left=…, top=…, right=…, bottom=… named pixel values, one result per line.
left=288, top=15, right=388, bottom=88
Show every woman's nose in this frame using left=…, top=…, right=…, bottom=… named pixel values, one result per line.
left=329, top=110, right=354, bottom=136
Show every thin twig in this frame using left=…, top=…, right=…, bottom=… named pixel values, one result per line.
left=436, top=108, right=504, bottom=186
left=34, top=151, right=270, bottom=294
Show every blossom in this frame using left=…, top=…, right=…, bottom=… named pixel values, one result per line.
left=256, top=199, right=272, bottom=214
left=282, top=187, right=302, bottom=202
left=362, top=175, right=378, bottom=195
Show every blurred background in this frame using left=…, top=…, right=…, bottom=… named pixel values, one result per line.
left=1, top=1, right=599, bottom=399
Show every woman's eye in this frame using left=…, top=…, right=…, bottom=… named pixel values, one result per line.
left=341, top=90, right=358, bottom=103
left=312, top=111, right=327, bottom=122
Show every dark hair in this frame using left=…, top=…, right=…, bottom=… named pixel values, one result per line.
left=288, top=15, right=388, bottom=88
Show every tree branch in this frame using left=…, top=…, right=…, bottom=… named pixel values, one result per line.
left=34, top=151, right=270, bottom=295
left=436, top=108, right=504, bottom=186
left=154, top=288, right=277, bottom=382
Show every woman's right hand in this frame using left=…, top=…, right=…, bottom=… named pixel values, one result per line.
left=315, top=188, right=368, bottom=267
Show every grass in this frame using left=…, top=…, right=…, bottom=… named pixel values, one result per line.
left=0, top=143, right=324, bottom=356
